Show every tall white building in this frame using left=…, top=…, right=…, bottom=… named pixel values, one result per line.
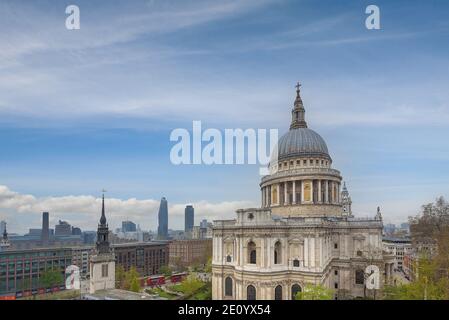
left=212, top=85, right=395, bottom=300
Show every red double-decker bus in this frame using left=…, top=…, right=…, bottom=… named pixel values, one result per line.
left=170, top=272, right=187, bottom=283
left=146, top=275, right=166, bottom=287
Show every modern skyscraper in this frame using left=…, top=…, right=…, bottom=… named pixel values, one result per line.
left=185, top=205, right=194, bottom=233
left=41, top=212, right=49, bottom=245
left=55, top=220, right=72, bottom=236
left=122, top=220, right=137, bottom=232
left=72, top=227, right=82, bottom=235
left=157, top=197, right=168, bottom=240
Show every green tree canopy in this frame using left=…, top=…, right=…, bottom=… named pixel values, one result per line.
left=160, top=265, right=172, bottom=277
left=115, top=265, right=126, bottom=289
left=178, top=275, right=204, bottom=296
left=40, top=268, right=64, bottom=289
left=384, top=256, right=449, bottom=300
left=125, top=266, right=141, bottom=292
left=295, top=284, right=334, bottom=300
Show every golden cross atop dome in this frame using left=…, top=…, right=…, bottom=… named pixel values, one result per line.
left=295, top=82, right=301, bottom=91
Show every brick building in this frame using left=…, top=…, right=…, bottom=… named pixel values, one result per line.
left=113, top=241, right=169, bottom=276
left=169, top=239, right=212, bottom=268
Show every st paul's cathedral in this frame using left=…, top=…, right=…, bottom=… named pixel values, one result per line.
left=212, top=84, right=395, bottom=300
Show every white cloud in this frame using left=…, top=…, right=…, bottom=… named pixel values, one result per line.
left=0, top=185, right=255, bottom=234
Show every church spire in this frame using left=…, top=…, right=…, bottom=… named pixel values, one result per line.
left=96, top=190, right=110, bottom=254
left=2, top=222, right=7, bottom=241
left=100, top=190, right=107, bottom=226
left=290, top=82, right=308, bottom=129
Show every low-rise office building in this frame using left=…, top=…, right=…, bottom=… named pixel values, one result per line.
left=382, top=237, right=413, bottom=271
left=113, top=242, right=169, bottom=277
left=169, top=239, right=212, bottom=268
left=0, top=247, right=72, bottom=296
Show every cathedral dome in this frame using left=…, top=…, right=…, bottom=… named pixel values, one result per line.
left=272, top=83, right=331, bottom=162
left=277, top=127, right=330, bottom=161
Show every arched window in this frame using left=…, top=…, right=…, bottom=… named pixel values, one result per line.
left=225, top=277, right=233, bottom=297
left=247, top=285, right=256, bottom=300
left=291, top=284, right=301, bottom=300
left=355, top=269, right=364, bottom=285
left=274, top=241, right=282, bottom=264
left=226, top=255, right=232, bottom=263
left=293, top=259, right=300, bottom=267
left=248, top=241, right=256, bottom=264
left=274, top=285, right=283, bottom=300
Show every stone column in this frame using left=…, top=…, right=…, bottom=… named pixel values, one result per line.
left=304, top=237, right=309, bottom=268
left=389, top=263, right=393, bottom=283
left=310, top=237, right=315, bottom=268
left=318, top=180, right=322, bottom=203
left=284, top=182, right=288, bottom=205
left=324, top=180, right=329, bottom=203
left=267, top=238, right=272, bottom=268
left=265, top=187, right=268, bottom=207
left=310, top=181, right=314, bottom=203
left=292, top=181, right=296, bottom=204
left=329, top=181, right=334, bottom=203
left=319, top=237, right=323, bottom=268
left=385, top=263, right=390, bottom=283
left=239, top=237, right=243, bottom=266
left=337, top=183, right=340, bottom=203
left=261, top=188, right=265, bottom=207
left=301, top=180, right=305, bottom=203
left=276, top=183, right=281, bottom=205
left=268, top=186, right=271, bottom=206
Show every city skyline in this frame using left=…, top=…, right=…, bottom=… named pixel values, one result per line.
left=1, top=0, right=449, bottom=233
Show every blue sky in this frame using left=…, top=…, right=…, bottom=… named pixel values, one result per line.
left=0, top=0, right=448, bottom=233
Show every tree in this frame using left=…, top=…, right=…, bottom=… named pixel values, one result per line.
left=295, top=284, right=334, bottom=300
left=130, top=276, right=141, bottom=293
left=399, top=196, right=449, bottom=300
left=40, top=268, right=64, bottom=291
left=160, top=265, right=172, bottom=277
left=409, top=196, right=449, bottom=249
left=125, top=266, right=140, bottom=292
left=178, top=275, right=204, bottom=296
left=115, top=265, right=126, bottom=289
left=384, top=256, right=449, bottom=300
left=204, top=257, right=212, bottom=273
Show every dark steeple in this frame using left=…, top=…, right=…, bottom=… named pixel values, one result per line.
left=96, top=191, right=110, bottom=254
left=100, top=192, right=107, bottom=226
left=290, top=82, right=308, bottom=130
left=2, top=222, right=7, bottom=241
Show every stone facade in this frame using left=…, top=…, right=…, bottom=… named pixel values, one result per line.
left=212, top=85, right=394, bottom=300
left=89, top=254, right=115, bottom=293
